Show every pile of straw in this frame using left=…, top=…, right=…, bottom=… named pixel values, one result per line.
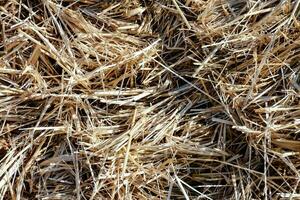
left=1, top=0, right=300, bottom=199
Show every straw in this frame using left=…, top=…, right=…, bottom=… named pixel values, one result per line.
left=0, top=0, right=300, bottom=199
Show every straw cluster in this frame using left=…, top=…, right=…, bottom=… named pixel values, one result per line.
left=0, top=0, right=300, bottom=199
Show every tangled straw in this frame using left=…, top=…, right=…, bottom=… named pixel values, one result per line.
left=0, top=0, right=300, bottom=199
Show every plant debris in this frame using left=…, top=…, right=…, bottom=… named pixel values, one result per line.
left=0, top=0, right=300, bottom=199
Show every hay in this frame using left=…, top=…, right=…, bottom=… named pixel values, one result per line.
left=0, top=0, right=300, bottom=199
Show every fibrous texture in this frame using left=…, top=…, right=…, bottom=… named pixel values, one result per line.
left=0, top=0, right=300, bottom=199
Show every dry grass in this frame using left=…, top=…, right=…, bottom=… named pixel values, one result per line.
left=0, top=0, right=300, bottom=199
